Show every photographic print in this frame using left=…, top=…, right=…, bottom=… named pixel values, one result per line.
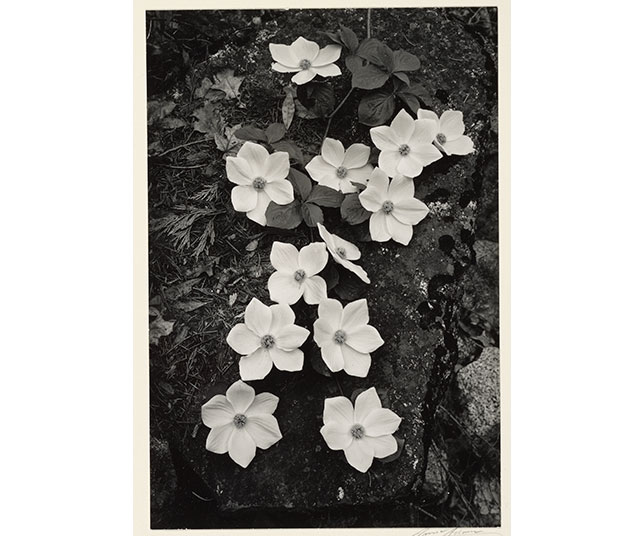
left=139, top=3, right=506, bottom=532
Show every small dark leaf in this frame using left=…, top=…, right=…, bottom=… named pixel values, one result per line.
left=392, top=49, right=420, bottom=72
left=349, top=181, right=367, bottom=193
left=265, top=200, right=303, bottom=229
left=397, top=92, right=420, bottom=113
left=306, top=185, right=344, bottom=207
left=321, top=30, right=342, bottom=46
left=351, top=63, right=389, bottom=90
left=358, top=89, right=396, bottom=126
left=322, top=264, right=340, bottom=291
left=266, top=123, right=286, bottom=144
left=235, top=124, right=269, bottom=142
left=393, top=71, right=411, bottom=87
left=338, top=24, right=359, bottom=53
left=301, top=202, right=324, bottom=227
left=345, top=54, right=364, bottom=74
left=341, top=193, right=372, bottom=224
left=296, top=83, right=335, bottom=119
left=357, top=38, right=394, bottom=71
left=379, top=437, right=405, bottom=464
left=271, top=140, right=305, bottom=165
left=288, top=168, right=312, bottom=200
left=400, top=83, right=432, bottom=106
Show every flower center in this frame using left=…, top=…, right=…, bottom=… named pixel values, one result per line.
left=335, top=166, right=348, bottom=179
left=350, top=424, right=365, bottom=440
left=335, top=247, right=347, bottom=258
left=261, top=334, right=275, bottom=349
left=299, top=59, right=312, bottom=70
left=252, top=177, right=266, bottom=190
left=382, top=200, right=394, bottom=214
left=398, top=144, right=411, bottom=156
left=233, top=414, right=247, bottom=428
left=333, top=329, right=347, bottom=344
left=294, top=269, right=306, bottom=282
left=436, top=133, right=447, bottom=144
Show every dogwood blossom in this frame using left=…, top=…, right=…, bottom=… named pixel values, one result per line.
left=359, top=168, right=429, bottom=245
left=305, top=138, right=373, bottom=193
left=227, top=298, right=310, bottom=380
left=202, top=380, right=282, bottom=468
left=317, top=223, right=370, bottom=284
left=268, top=241, right=329, bottom=305
left=269, top=37, right=341, bottom=85
left=313, top=298, right=383, bottom=377
left=417, top=109, right=475, bottom=156
left=320, top=387, right=401, bottom=472
left=225, top=141, right=294, bottom=226
left=370, top=109, right=442, bottom=178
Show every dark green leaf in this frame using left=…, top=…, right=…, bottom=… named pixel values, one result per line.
left=345, top=54, right=364, bottom=74
left=392, top=49, right=420, bottom=72
left=306, top=185, right=344, bottom=207
left=357, top=38, right=394, bottom=71
left=321, top=30, right=342, bottom=46
left=351, top=63, right=390, bottom=90
left=350, top=181, right=367, bottom=193
left=265, top=123, right=286, bottom=144
left=296, top=83, right=335, bottom=119
left=379, top=437, right=405, bottom=464
left=393, top=71, right=411, bottom=87
left=401, top=83, right=432, bottom=107
left=358, top=89, right=396, bottom=126
left=341, top=193, right=372, bottom=224
left=235, top=124, right=268, bottom=142
left=301, top=202, right=324, bottom=227
left=265, top=200, right=303, bottom=229
left=271, top=140, right=305, bottom=165
left=322, top=264, right=340, bottom=291
left=397, top=92, right=420, bottom=113
left=288, top=169, right=312, bottom=201
left=309, top=347, right=333, bottom=377
left=338, top=24, right=359, bottom=53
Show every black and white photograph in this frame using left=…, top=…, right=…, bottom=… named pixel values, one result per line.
left=144, top=5, right=504, bottom=530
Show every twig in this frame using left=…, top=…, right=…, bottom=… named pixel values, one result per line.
left=367, top=9, right=372, bottom=38
left=333, top=374, right=344, bottom=396
left=159, top=163, right=209, bottom=170
left=156, top=138, right=211, bottom=158
left=323, top=87, right=355, bottom=140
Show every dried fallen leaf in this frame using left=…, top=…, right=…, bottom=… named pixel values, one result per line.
left=211, top=69, right=244, bottom=100
left=150, top=316, right=175, bottom=345
left=282, top=86, right=296, bottom=129
left=192, top=102, right=224, bottom=137
left=174, top=300, right=207, bottom=312
left=245, top=239, right=259, bottom=252
left=228, top=293, right=238, bottom=306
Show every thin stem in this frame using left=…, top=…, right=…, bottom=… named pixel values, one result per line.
left=323, top=87, right=354, bottom=140
left=155, top=138, right=211, bottom=158
left=367, top=9, right=372, bottom=38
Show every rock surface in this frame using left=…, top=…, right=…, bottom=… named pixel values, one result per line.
left=422, top=446, right=449, bottom=501
left=472, top=472, right=501, bottom=526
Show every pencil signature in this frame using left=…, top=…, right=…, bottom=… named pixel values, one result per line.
left=411, top=528, right=502, bottom=536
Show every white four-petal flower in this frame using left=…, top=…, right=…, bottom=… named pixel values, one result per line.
left=202, top=380, right=282, bottom=468
left=225, top=141, right=294, bottom=226
left=269, top=37, right=342, bottom=85
left=227, top=298, right=310, bottom=381
left=313, top=298, right=384, bottom=377
left=370, top=109, right=443, bottom=178
left=317, top=223, right=370, bottom=284
left=359, top=168, right=429, bottom=245
left=305, top=138, right=373, bottom=193
left=268, top=241, right=329, bottom=305
left=320, top=387, right=401, bottom=473
left=417, top=109, right=475, bottom=156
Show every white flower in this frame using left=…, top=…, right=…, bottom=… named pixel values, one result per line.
left=417, top=109, right=475, bottom=156
left=370, top=109, right=442, bottom=178
left=313, top=298, right=383, bottom=377
left=320, top=387, right=401, bottom=473
left=202, top=380, right=282, bottom=468
left=225, top=141, right=294, bottom=226
left=269, top=37, right=342, bottom=85
left=268, top=241, right=329, bottom=305
left=227, top=298, right=310, bottom=380
left=305, top=138, right=373, bottom=193
left=317, top=223, right=370, bottom=284
left=359, top=168, right=429, bottom=245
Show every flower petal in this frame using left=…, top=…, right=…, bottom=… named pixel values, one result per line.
left=245, top=414, right=282, bottom=449
left=291, top=68, right=317, bottom=85
left=343, top=143, right=371, bottom=169
left=275, top=324, right=309, bottom=351
left=202, top=394, right=235, bottom=428
left=264, top=179, right=294, bottom=205
left=341, top=298, right=369, bottom=331
left=226, top=379, right=255, bottom=413
left=318, top=298, right=344, bottom=324
left=268, top=271, right=304, bottom=305
left=226, top=323, right=261, bottom=354
left=370, top=125, right=399, bottom=152
left=387, top=216, right=413, bottom=245
left=239, top=348, right=274, bottom=381
left=298, top=242, right=328, bottom=276
left=416, top=109, right=439, bottom=123
left=264, top=151, right=290, bottom=182
left=313, top=44, right=342, bottom=66
left=378, top=149, right=403, bottom=177
left=246, top=392, right=279, bottom=417
left=388, top=175, right=415, bottom=202
left=392, top=197, right=429, bottom=225
left=396, top=154, right=424, bottom=178
left=228, top=427, right=257, bottom=468
left=205, top=424, right=234, bottom=454
left=317, top=173, right=342, bottom=192
left=314, top=63, right=341, bottom=78
left=269, top=302, right=296, bottom=334
left=244, top=297, right=272, bottom=336
left=322, top=137, right=345, bottom=168
left=316, top=222, right=336, bottom=251
left=237, top=141, right=269, bottom=177
left=291, top=36, right=320, bottom=63
left=345, top=324, right=384, bottom=353
left=345, top=164, right=373, bottom=187
left=270, top=241, right=299, bottom=272
left=344, top=438, right=374, bottom=472
left=231, top=185, right=258, bottom=213
left=270, top=347, right=304, bottom=372
left=390, top=109, right=416, bottom=143
left=269, top=43, right=299, bottom=68
left=246, top=191, right=271, bottom=226
left=409, top=142, right=443, bottom=168
left=332, top=233, right=361, bottom=260
left=364, top=434, right=398, bottom=458
left=410, top=118, right=439, bottom=144
left=226, top=156, right=254, bottom=185
left=359, top=179, right=386, bottom=212
left=442, top=135, right=474, bottom=156
left=272, top=62, right=300, bottom=73
left=305, top=155, right=338, bottom=184
left=439, top=110, right=465, bottom=139
left=363, top=408, right=402, bottom=437
left=321, top=343, right=345, bottom=373
left=320, top=423, right=353, bottom=450
left=341, top=344, right=371, bottom=378
left=337, top=257, right=370, bottom=284
left=354, top=387, right=382, bottom=423
left=369, top=210, right=391, bottom=242
left=323, top=396, right=354, bottom=427
left=314, top=317, right=338, bottom=346
left=302, top=275, right=328, bottom=305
